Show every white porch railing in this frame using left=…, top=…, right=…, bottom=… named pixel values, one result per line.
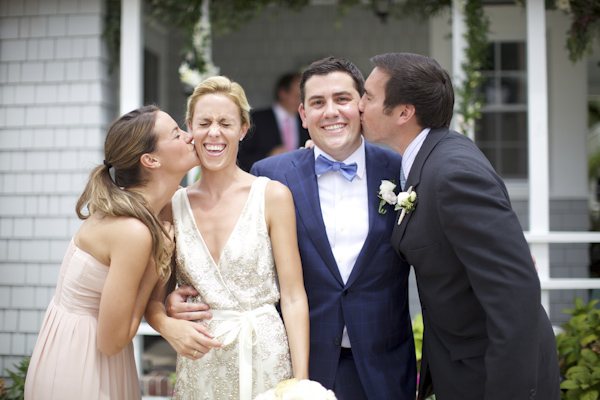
left=525, top=232, right=600, bottom=293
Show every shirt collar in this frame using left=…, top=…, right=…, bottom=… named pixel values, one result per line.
left=402, top=128, right=430, bottom=179
left=314, top=137, right=366, bottom=180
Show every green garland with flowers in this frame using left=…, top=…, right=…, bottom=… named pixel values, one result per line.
left=103, top=0, right=599, bottom=133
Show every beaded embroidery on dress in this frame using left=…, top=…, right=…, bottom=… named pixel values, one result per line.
left=171, top=177, right=292, bottom=400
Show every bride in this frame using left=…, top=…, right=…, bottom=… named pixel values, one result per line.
left=145, top=76, right=309, bottom=400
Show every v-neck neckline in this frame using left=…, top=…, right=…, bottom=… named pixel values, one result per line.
left=182, top=178, right=260, bottom=267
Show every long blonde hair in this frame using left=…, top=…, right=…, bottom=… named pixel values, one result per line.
left=76, top=105, right=172, bottom=281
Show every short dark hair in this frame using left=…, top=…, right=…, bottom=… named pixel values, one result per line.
left=299, top=56, right=365, bottom=104
left=275, top=73, right=301, bottom=100
left=370, top=53, right=454, bottom=129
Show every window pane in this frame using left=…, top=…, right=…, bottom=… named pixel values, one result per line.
left=500, top=112, right=528, bottom=142
left=474, top=41, right=528, bottom=179
left=501, top=146, right=528, bottom=178
left=500, top=76, right=527, bottom=104
left=478, top=74, right=496, bottom=105
left=500, top=42, right=526, bottom=71
left=475, top=113, right=499, bottom=143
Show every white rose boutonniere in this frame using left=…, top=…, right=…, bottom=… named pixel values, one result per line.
left=395, top=186, right=417, bottom=225
left=378, top=180, right=418, bottom=224
left=378, top=180, right=398, bottom=214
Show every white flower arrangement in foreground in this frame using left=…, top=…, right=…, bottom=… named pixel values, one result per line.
left=254, top=379, right=337, bottom=400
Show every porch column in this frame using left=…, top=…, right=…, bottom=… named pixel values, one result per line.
left=120, top=0, right=143, bottom=114
left=526, top=0, right=550, bottom=310
left=451, top=0, right=471, bottom=139
left=120, top=0, right=144, bottom=376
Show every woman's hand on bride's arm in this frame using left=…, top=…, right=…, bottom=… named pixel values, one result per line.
left=166, top=285, right=212, bottom=321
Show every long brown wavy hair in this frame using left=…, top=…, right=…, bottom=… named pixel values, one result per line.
left=76, top=105, right=172, bottom=282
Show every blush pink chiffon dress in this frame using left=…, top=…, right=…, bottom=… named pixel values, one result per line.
left=24, top=239, right=141, bottom=400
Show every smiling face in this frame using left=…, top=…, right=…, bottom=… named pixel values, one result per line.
left=358, top=67, right=398, bottom=146
left=299, top=71, right=362, bottom=161
left=188, top=93, right=248, bottom=171
left=152, top=111, right=199, bottom=174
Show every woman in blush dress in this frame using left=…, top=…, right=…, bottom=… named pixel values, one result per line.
left=145, top=76, right=309, bottom=400
left=24, top=105, right=200, bottom=400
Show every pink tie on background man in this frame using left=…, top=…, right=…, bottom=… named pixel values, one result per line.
left=281, top=115, right=295, bottom=152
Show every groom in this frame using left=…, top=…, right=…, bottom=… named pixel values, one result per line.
left=251, top=56, right=416, bottom=400
left=358, top=52, right=561, bottom=400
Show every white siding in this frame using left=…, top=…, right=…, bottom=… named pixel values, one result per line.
left=0, top=0, right=117, bottom=378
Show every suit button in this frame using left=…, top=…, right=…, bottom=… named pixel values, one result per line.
left=342, top=290, right=348, bottom=296
left=334, top=338, right=340, bottom=346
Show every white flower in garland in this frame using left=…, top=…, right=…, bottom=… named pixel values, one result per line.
left=178, top=62, right=204, bottom=89
left=179, top=0, right=220, bottom=89
left=555, top=0, right=571, bottom=13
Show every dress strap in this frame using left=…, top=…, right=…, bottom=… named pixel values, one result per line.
left=211, top=304, right=277, bottom=400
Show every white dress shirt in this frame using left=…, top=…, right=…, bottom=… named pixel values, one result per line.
left=402, top=128, right=430, bottom=180
left=314, top=138, right=369, bottom=348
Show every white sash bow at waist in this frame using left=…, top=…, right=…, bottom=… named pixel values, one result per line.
left=211, top=303, right=277, bottom=400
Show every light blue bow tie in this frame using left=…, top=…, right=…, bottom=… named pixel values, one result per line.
left=315, top=154, right=358, bottom=182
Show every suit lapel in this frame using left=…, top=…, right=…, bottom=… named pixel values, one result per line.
left=285, top=152, right=344, bottom=286
left=345, top=144, right=397, bottom=288
left=392, top=128, right=449, bottom=247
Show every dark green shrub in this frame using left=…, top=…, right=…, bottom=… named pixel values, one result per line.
left=556, top=298, right=600, bottom=400
left=0, top=357, right=29, bottom=400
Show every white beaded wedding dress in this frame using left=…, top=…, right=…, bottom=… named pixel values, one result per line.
left=171, top=177, right=293, bottom=400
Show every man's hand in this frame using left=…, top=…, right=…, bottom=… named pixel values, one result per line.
left=166, top=285, right=212, bottom=321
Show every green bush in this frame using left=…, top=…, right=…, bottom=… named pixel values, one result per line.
left=556, top=297, right=600, bottom=400
left=0, top=357, right=29, bottom=400
left=413, top=314, right=424, bottom=365
left=412, top=315, right=436, bottom=400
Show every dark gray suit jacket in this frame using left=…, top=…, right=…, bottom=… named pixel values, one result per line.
left=392, top=127, right=560, bottom=400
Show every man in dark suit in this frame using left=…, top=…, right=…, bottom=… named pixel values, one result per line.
left=251, top=57, right=416, bottom=400
left=358, top=52, right=560, bottom=400
left=237, top=73, right=310, bottom=171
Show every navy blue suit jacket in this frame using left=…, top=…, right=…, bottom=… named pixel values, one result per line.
left=251, top=142, right=416, bottom=400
